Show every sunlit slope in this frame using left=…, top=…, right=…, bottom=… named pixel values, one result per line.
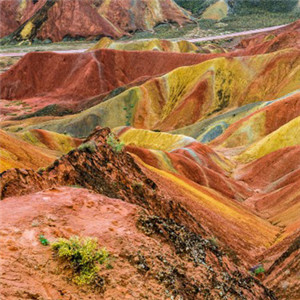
left=90, top=37, right=198, bottom=53
left=16, top=129, right=82, bottom=154
left=0, top=129, right=81, bottom=172
left=235, top=116, right=300, bottom=163
left=210, top=91, right=300, bottom=149
left=171, top=100, right=270, bottom=143
left=22, top=49, right=300, bottom=138
left=0, top=129, right=54, bottom=172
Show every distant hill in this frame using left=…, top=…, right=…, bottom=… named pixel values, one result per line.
left=0, top=0, right=192, bottom=42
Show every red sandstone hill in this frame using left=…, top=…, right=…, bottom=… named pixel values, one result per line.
left=1, top=21, right=299, bottom=120
left=0, top=49, right=229, bottom=117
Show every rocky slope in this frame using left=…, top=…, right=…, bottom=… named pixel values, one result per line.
left=0, top=49, right=222, bottom=118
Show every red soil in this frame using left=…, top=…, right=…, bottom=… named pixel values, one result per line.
left=0, top=127, right=296, bottom=299
left=0, top=127, right=279, bottom=264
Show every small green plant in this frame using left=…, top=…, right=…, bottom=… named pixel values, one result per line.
left=39, top=235, right=50, bottom=246
left=254, top=265, right=265, bottom=276
left=78, top=141, right=96, bottom=153
left=51, top=236, right=109, bottom=286
left=106, top=133, right=125, bottom=153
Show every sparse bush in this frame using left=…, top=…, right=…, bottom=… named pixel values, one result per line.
left=106, top=133, right=125, bottom=153
left=208, top=236, right=218, bottom=247
left=78, top=140, right=96, bottom=153
left=51, top=236, right=109, bottom=286
left=132, top=181, right=144, bottom=189
left=37, top=167, right=46, bottom=174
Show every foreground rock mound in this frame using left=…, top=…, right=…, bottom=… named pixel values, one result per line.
left=0, top=127, right=201, bottom=232
left=0, top=187, right=276, bottom=299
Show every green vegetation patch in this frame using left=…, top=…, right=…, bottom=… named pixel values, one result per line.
left=51, top=236, right=109, bottom=286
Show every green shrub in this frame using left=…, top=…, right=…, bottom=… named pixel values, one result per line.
left=106, top=133, right=125, bottom=153
left=51, top=236, right=109, bottom=286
